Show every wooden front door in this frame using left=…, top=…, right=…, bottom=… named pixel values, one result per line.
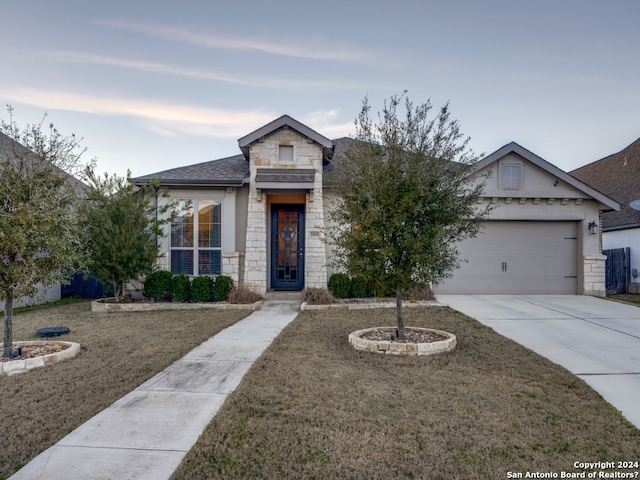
left=271, top=205, right=305, bottom=290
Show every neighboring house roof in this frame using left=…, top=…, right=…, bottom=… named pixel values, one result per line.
left=570, top=137, right=640, bottom=231
left=238, top=115, right=333, bottom=160
left=133, top=153, right=249, bottom=187
left=0, top=131, right=88, bottom=195
left=480, top=141, right=620, bottom=211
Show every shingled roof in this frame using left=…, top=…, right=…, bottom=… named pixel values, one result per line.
left=132, top=138, right=355, bottom=188
left=570, top=137, right=640, bottom=230
left=133, top=153, right=249, bottom=186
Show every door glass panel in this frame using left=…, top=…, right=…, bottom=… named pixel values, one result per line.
left=276, top=210, right=299, bottom=283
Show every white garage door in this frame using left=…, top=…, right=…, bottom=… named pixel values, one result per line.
left=436, top=221, right=578, bottom=294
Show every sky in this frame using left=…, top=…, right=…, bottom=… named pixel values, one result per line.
left=1, top=0, right=638, bottom=179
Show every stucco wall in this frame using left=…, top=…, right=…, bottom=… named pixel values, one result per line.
left=155, top=187, right=241, bottom=275
left=0, top=283, right=61, bottom=311
left=322, top=153, right=609, bottom=295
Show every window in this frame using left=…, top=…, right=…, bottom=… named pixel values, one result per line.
left=279, top=145, right=293, bottom=164
left=502, top=164, right=521, bottom=191
left=171, top=199, right=221, bottom=275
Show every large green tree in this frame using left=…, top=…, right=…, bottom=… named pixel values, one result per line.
left=81, top=170, right=170, bottom=301
left=329, top=93, right=491, bottom=338
left=0, top=109, right=92, bottom=357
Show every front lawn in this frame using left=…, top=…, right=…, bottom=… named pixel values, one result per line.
left=0, top=301, right=249, bottom=479
left=172, top=306, right=640, bottom=479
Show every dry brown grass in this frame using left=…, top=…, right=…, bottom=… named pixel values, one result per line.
left=0, top=301, right=249, bottom=479
left=172, top=307, right=640, bottom=480
left=299, top=287, right=335, bottom=305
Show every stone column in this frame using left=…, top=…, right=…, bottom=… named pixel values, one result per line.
left=583, top=254, right=606, bottom=296
left=304, top=179, right=328, bottom=289
left=243, top=188, right=268, bottom=294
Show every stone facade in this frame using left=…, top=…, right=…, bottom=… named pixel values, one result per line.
left=243, top=186, right=268, bottom=293
left=304, top=178, right=328, bottom=289
left=583, top=254, right=607, bottom=297
left=242, top=128, right=328, bottom=294
left=222, top=252, right=245, bottom=286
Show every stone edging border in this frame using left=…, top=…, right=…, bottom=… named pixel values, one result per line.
left=349, top=327, right=456, bottom=356
left=301, top=300, right=441, bottom=311
left=0, top=341, right=81, bottom=376
left=91, top=298, right=264, bottom=312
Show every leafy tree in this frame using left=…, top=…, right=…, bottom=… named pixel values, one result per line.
left=81, top=170, right=170, bottom=301
left=328, top=93, right=491, bottom=339
left=0, top=108, right=92, bottom=357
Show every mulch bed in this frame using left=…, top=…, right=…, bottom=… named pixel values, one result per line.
left=0, top=343, right=71, bottom=362
left=359, top=327, right=449, bottom=343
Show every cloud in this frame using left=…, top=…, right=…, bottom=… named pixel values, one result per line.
left=3, top=88, right=276, bottom=138
left=44, top=51, right=363, bottom=90
left=302, top=110, right=354, bottom=139
left=95, top=20, right=368, bottom=62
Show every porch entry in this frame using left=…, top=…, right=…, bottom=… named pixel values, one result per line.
left=271, top=205, right=305, bottom=290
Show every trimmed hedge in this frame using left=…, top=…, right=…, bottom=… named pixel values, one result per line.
left=328, top=273, right=350, bottom=298
left=144, top=272, right=234, bottom=303
left=171, top=274, right=191, bottom=302
left=350, top=275, right=367, bottom=298
left=143, top=270, right=173, bottom=301
left=213, top=275, right=234, bottom=302
left=191, top=276, right=214, bottom=302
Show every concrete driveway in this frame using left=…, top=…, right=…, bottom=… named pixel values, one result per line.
left=436, top=295, right=640, bottom=429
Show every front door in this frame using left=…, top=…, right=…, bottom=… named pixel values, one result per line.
left=271, top=205, right=305, bottom=290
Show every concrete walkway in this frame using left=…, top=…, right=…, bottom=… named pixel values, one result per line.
left=437, top=294, right=640, bottom=429
left=10, top=300, right=300, bottom=480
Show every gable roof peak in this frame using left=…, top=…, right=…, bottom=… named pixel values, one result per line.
left=238, top=115, right=333, bottom=159
left=475, top=140, right=619, bottom=211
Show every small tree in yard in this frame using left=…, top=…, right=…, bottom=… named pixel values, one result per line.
left=329, top=92, right=491, bottom=339
left=81, top=170, right=170, bottom=301
left=0, top=108, right=92, bottom=358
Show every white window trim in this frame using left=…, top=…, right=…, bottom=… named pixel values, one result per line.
left=500, top=162, right=523, bottom=191
left=170, top=198, right=222, bottom=276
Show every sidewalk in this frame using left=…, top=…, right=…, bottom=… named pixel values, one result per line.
left=10, top=299, right=300, bottom=480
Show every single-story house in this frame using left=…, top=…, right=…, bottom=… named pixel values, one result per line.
left=133, top=115, right=619, bottom=296
left=570, top=137, right=640, bottom=293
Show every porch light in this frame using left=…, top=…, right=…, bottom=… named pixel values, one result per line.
left=588, top=221, right=598, bottom=235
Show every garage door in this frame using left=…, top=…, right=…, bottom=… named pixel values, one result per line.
left=436, top=221, right=578, bottom=294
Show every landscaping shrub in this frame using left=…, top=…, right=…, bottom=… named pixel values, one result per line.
left=300, top=288, right=335, bottom=305
left=213, top=275, right=234, bottom=302
left=171, top=274, right=191, bottom=302
left=328, top=273, right=350, bottom=298
left=227, top=287, right=263, bottom=304
left=143, top=270, right=173, bottom=301
left=406, top=284, right=435, bottom=301
left=349, top=275, right=367, bottom=298
left=191, top=276, right=214, bottom=302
